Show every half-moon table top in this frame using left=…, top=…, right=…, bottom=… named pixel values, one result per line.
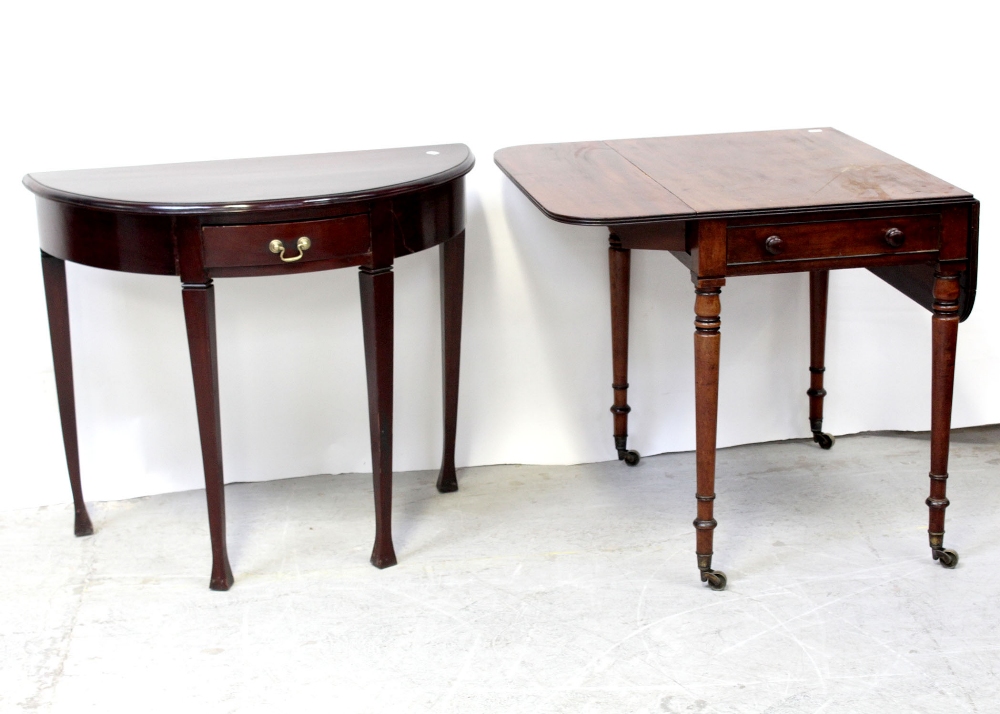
left=494, top=128, right=972, bottom=225
left=24, top=144, right=475, bottom=215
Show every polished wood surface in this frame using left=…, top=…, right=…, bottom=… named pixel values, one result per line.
left=27, top=144, right=474, bottom=589
left=436, top=232, right=466, bottom=493
left=928, top=270, right=961, bottom=568
left=495, top=129, right=971, bottom=224
left=726, top=213, right=941, bottom=266
left=496, top=128, right=979, bottom=590
left=808, top=271, right=833, bottom=449
left=24, top=144, right=474, bottom=213
left=40, top=253, right=92, bottom=538
left=359, top=264, right=396, bottom=569
left=609, top=129, right=970, bottom=215
left=181, top=280, right=234, bottom=591
left=496, top=141, right=691, bottom=224
left=202, top=213, right=371, bottom=271
left=608, top=233, right=638, bottom=465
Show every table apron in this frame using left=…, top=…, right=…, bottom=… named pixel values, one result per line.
left=726, top=250, right=940, bottom=276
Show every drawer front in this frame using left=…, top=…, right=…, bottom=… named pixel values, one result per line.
left=727, top=214, right=941, bottom=265
left=202, top=214, right=371, bottom=269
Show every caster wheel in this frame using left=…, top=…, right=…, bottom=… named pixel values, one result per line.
left=936, top=548, right=959, bottom=569
left=703, top=570, right=727, bottom=591
left=623, top=450, right=640, bottom=466
left=813, top=432, right=835, bottom=450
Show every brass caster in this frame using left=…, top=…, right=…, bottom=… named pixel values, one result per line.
left=812, top=432, right=835, bottom=450
left=934, top=548, right=959, bottom=569
left=702, top=570, right=727, bottom=591
left=623, top=450, right=640, bottom=466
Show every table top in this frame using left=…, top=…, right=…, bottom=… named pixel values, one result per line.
left=24, top=144, right=474, bottom=215
left=494, top=128, right=972, bottom=225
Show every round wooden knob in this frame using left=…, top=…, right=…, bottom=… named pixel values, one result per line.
left=884, top=227, right=905, bottom=248
left=764, top=235, right=784, bottom=255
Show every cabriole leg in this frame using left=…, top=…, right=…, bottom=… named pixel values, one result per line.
left=40, top=252, right=93, bottom=537
left=609, top=234, right=639, bottom=466
left=182, top=280, right=234, bottom=591
left=808, top=270, right=835, bottom=449
left=928, top=269, right=960, bottom=568
left=694, top=282, right=726, bottom=590
left=360, top=266, right=397, bottom=568
left=436, top=232, right=465, bottom=493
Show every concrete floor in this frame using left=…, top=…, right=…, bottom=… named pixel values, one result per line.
left=2, top=427, right=999, bottom=713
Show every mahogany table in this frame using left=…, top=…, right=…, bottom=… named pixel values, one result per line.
left=495, top=128, right=979, bottom=590
left=25, top=144, right=474, bottom=590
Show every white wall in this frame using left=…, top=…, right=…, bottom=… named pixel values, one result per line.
left=2, top=1, right=996, bottom=511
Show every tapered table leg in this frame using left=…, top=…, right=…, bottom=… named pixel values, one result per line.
left=40, top=252, right=93, bottom=537
left=360, top=266, right=397, bottom=568
left=609, top=234, right=639, bottom=466
left=808, top=270, right=835, bottom=449
left=927, top=269, right=961, bottom=568
left=693, top=283, right=726, bottom=590
left=436, top=232, right=465, bottom=493
left=182, top=280, right=234, bottom=591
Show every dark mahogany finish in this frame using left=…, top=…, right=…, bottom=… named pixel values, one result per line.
left=809, top=271, right=834, bottom=449
left=608, top=233, right=639, bottom=465
left=436, top=232, right=465, bottom=493
left=496, top=128, right=979, bottom=590
left=40, top=253, right=92, bottom=538
left=27, top=144, right=475, bottom=589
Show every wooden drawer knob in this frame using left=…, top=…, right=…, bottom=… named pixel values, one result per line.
left=764, top=235, right=784, bottom=255
left=884, top=227, right=905, bottom=248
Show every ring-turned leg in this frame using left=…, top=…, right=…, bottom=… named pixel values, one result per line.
left=609, top=234, right=639, bottom=466
left=808, top=270, right=835, bottom=449
left=40, top=252, right=93, bottom=537
left=181, top=280, right=234, bottom=591
left=359, top=266, right=397, bottom=568
left=928, top=269, right=960, bottom=568
left=436, top=232, right=465, bottom=493
left=694, top=283, right=726, bottom=590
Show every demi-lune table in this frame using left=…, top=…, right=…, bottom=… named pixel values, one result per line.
left=25, top=144, right=474, bottom=590
left=495, top=128, right=978, bottom=590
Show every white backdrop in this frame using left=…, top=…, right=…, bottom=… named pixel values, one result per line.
left=1, top=1, right=996, bottom=511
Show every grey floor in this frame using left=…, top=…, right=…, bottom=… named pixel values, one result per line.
left=3, top=427, right=999, bottom=713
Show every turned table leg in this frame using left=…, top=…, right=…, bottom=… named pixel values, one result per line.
left=928, top=269, right=961, bottom=568
left=609, top=234, right=639, bottom=466
left=693, top=283, right=726, bottom=590
left=40, top=252, right=93, bottom=537
left=359, top=265, right=397, bottom=568
left=808, top=270, right=835, bottom=449
left=181, top=280, right=234, bottom=591
left=436, top=232, right=465, bottom=493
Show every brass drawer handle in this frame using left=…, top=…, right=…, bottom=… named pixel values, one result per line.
left=884, top=227, right=905, bottom=248
left=268, top=236, right=312, bottom=262
left=764, top=235, right=784, bottom=255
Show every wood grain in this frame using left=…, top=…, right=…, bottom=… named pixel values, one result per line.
left=494, top=141, right=692, bottom=224
left=496, top=129, right=971, bottom=225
